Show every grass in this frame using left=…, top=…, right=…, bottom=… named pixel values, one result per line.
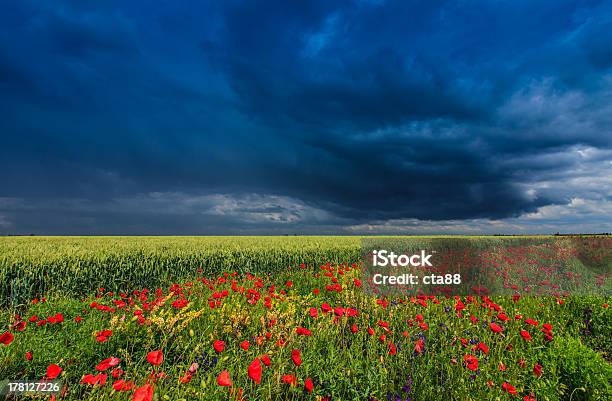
left=0, top=236, right=610, bottom=400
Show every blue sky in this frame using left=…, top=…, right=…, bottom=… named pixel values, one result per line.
left=1, top=0, right=611, bottom=235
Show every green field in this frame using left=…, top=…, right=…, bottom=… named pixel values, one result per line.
left=0, top=236, right=610, bottom=400
left=0, top=236, right=359, bottom=308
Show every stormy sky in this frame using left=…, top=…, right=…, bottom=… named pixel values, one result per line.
left=1, top=0, right=611, bottom=235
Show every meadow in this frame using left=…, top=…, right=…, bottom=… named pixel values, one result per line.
left=0, top=236, right=610, bottom=401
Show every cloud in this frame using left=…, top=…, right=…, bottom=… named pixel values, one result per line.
left=345, top=197, right=612, bottom=235
left=1, top=190, right=609, bottom=236
left=524, top=197, right=612, bottom=221
left=0, top=214, right=11, bottom=229
left=0, top=1, right=611, bottom=234
left=0, top=193, right=343, bottom=235
left=111, top=192, right=334, bottom=225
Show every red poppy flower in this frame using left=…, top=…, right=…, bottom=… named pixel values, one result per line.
left=304, top=377, right=314, bottom=393
left=26, top=351, right=33, bottom=361
left=502, top=382, right=517, bottom=395
left=414, top=339, right=424, bottom=354
left=217, top=370, right=232, bottom=387
left=490, top=322, right=503, bottom=333
left=80, top=374, right=96, bottom=386
left=464, top=354, right=478, bottom=371
left=351, top=324, right=358, bottom=333
left=112, top=380, right=124, bottom=391
left=46, top=364, right=62, bottom=379
left=0, top=331, right=14, bottom=346
left=113, top=379, right=134, bottom=392
left=180, top=373, right=192, bottom=384
left=213, top=340, right=225, bottom=353
left=240, top=340, right=250, bottom=350
left=112, top=368, right=124, bottom=379
left=282, top=374, right=297, bottom=386
left=81, top=373, right=107, bottom=386
left=477, top=342, right=489, bottom=354
left=261, top=354, right=271, bottom=366
left=497, top=312, right=510, bottom=322
left=520, top=330, right=532, bottom=342
left=296, top=327, right=312, bottom=336
left=309, top=308, right=318, bottom=318
left=96, top=357, right=120, bottom=371
left=172, top=299, right=188, bottom=309
left=248, top=358, right=262, bottom=384
left=146, top=350, right=163, bottom=366
left=291, top=349, right=302, bottom=366
left=95, top=330, right=112, bottom=343
left=533, top=363, right=543, bottom=377
left=133, top=383, right=154, bottom=401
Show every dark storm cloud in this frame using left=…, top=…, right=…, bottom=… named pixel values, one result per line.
left=202, top=0, right=483, bottom=130
left=0, top=0, right=611, bottom=234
